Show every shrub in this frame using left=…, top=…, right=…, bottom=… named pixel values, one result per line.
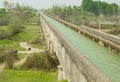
left=22, top=52, right=59, bottom=71
left=4, top=50, right=19, bottom=69
left=0, top=30, right=10, bottom=39
left=0, top=12, right=10, bottom=26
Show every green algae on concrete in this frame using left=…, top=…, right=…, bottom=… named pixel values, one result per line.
left=41, top=13, right=120, bottom=82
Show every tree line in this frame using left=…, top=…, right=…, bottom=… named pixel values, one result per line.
left=46, top=0, right=119, bottom=16
left=82, top=0, right=119, bottom=16
left=45, top=0, right=120, bottom=28
left=0, top=1, right=37, bottom=39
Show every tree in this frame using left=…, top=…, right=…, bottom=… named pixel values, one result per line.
left=15, top=3, right=21, bottom=11
left=3, top=0, right=9, bottom=9
left=3, top=0, right=14, bottom=11
left=111, top=3, right=119, bottom=16
left=82, top=0, right=94, bottom=12
left=8, top=16, right=24, bottom=35
left=81, top=0, right=119, bottom=16
left=105, top=5, right=112, bottom=15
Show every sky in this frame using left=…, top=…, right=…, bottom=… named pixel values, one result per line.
left=0, top=0, right=120, bottom=9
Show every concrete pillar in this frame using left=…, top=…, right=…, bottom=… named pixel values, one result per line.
left=50, top=43, right=53, bottom=54
left=58, top=65, right=65, bottom=81
left=99, top=41, right=104, bottom=46
left=78, top=31, right=81, bottom=34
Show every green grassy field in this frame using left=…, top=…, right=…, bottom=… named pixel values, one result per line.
left=0, top=25, right=61, bottom=82
left=0, top=26, right=7, bottom=30
left=0, top=69, right=58, bottom=82
left=18, top=53, right=27, bottom=59
left=0, top=25, right=42, bottom=53
left=15, top=25, right=41, bottom=42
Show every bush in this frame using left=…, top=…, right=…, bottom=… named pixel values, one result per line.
left=0, top=30, right=10, bottom=39
left=3, top=50, right=18, bottom=69
left=0, top=17, right=9, bottom=26
left=0, top=12, right=10, bottom=26
left=21, top=52, right=59, bottom=71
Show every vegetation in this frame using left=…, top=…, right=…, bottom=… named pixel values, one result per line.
left=45, top=0, right=120, bottom=29
left=8, top=16, right=24, bottom=35
left=3, top=0, right=14, bottom=10
left=4, top=50, right=18, bottom=69
left=21, top=52, right=59, bottom=71
left=0, top=24, right=41, bottom=53
left=0, top=11, right=10, bottom=26
left=15, top=25, right=41, bottom=41
left=0, top=29, right=9, bottom=39
left=0, top=69, right=58, bottom=82
left=46, top=0, right=119, bottom=17
left=0, top=1, right=36, bottom=26
left=0, top=1, right=37, bottom=41
left=82, top=0, right=119, bottom=15
left=0, top=51, right=60, bottom=82
left=0, top=0, right=61, bottom=82
left=0, top=25, right=41, bottom=63
left=108, top=28, right=120, bottom=35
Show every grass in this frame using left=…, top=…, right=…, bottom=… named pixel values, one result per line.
left=0, top=24, right=43, bottom=56
left=117, top=34, right=120, bottom=38
left=0, top=26, right=7, bottom=30
left=0, top=69, right=58, bottom=82
left=18, top=53, right=27, bottom=59
left=0, top=24, right=59, bottom=82
left=0, top=12, right=10, bottom=17
left=0, top=39, right=25, bottom=51
left=30, top=43, right=43, bottom=49
left=0, top=25, right=42, bottom=53
left=15, top=25, right=41, bottom=42
left=27, top=15, right=40, bottom=24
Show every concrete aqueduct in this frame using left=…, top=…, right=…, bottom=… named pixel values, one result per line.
left=40, top=13, right=120, bottom=82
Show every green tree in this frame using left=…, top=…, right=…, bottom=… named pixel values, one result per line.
left=105, top=5, right=112, bottom=15
left=82, top=0, right=94, bottom=12
left=8, top=16, right=24, bottom=35
left=81, top=0, right=119, bottom=16
left=3, top=0, right=14, bottom=11
left=111, top=3, right=119, bottom=16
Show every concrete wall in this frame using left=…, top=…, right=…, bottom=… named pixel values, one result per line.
left=40, top=16, right=112, bottom=82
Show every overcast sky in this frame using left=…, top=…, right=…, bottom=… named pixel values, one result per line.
left=0, top=0, right=120, bottom=9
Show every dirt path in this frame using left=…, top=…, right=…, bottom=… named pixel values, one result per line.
left=14, top=54, right=29, bottom=66
left=0, top=63, right=6, bottom=74
left=20, top=42, right=44, bottom=51
left=0, top=42, right=45, bottom=74
left=15, top=42, right=45, bottom=66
